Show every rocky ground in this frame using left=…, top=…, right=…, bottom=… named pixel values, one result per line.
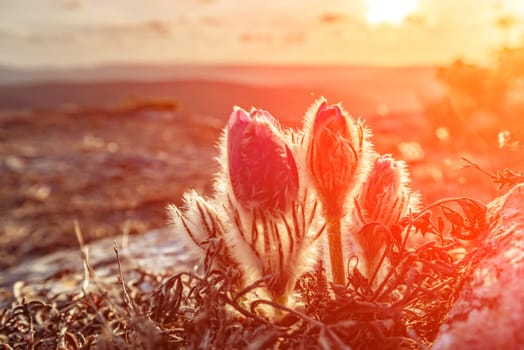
left=0, top=104, right=221, bottom=271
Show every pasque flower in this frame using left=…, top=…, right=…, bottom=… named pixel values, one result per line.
left=227, top=107, right=299, bottom=214
left=170, top=107, right=315, bottom=315
left=213, top=106, right=320, bottom=311
left=303, top=98, right=372, bottom=285
left=351, top=154, right=420, bottom=282
left=306, top=101, right=361, bottom=217
left=359, top=154, right=417, bottom=225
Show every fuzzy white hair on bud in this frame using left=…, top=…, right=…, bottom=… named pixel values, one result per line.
left=167, top=190, right=225, bottom=263
left=201, top=106, right=323, bottom=317
left=300, top=97, right=375, bottom=285
left=347, top=153, right=422, bottom=285
left=301, top=97, right=375, bottom=217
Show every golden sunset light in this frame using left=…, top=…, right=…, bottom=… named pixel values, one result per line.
left=1, top=0, right=524, bottom=67
left=366, top=0, right=417, bottom=25
left=4, top=0, right=524, bottom=348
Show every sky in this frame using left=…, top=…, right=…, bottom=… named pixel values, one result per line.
left=1, top=0, right=524, bottom=68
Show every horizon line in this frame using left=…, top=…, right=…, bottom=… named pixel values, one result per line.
left=0, top=61, right=441, bottom=72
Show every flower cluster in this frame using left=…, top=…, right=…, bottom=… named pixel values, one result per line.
left=169, top=98, right=420, bottom=318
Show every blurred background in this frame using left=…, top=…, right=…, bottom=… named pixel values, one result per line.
left=1, top=0, right=524, bottom=269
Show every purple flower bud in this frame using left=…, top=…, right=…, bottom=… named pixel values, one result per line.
left=227, top=107, right=299, bottom=214
left=359, top=154, right=416, bottom=226
left=306, top=100, right=367, bottom=217
left=350, top=154, right=420, bottom=281
left=304, top=99, right=372, bottom=285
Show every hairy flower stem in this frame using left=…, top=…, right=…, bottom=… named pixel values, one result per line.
left=327, top=217, right=345, bottom=285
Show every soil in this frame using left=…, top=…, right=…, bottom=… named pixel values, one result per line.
left=0, top=104, right=220, bottom=270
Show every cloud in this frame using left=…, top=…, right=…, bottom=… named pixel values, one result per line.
left=28, top=31, right=77, bottom=44
left=403, top=14, right=429, bottom=27
left=54, top=0, right=83, bottom=11
left=0, top=28, right=72, bottom=44
left=318, top=13, right=347, bottom=24
left=239, top=32, right=273, bottom=43
left=200, top=16, right=221, bottom=26
left=0, top=20, right=173, bottom=46
left=78, top=21, right=172, bottom=40
left=282, top=31, right=305, bottom=44
left=146, top=20, right=171, bottom=37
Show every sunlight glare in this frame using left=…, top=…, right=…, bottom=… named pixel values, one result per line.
left=367, top=0, right=417, bottom=25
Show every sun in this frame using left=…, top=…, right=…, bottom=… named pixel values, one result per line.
left=366, top=0, right=417, bottom=25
